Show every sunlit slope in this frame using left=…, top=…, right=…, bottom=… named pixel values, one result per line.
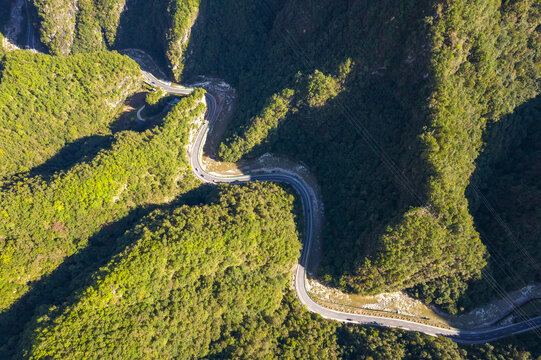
left=0, top=50, right=140, bottom=178
left=213, top=0, right=540, bottom=311
left=31, top=0, right=200, bottom=80
left=19, top=183, right=301, bottom=359
left=0, top=90, right=205, bottom=311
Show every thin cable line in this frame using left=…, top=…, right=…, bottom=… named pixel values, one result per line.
left=257, top=0, right=541, bottom=333
left=471, top=182, right=541, bottom=274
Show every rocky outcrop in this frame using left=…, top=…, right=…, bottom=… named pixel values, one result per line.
left=165, top=0, right=201, bottom=81
left=33, top=0, right=78, bottom=55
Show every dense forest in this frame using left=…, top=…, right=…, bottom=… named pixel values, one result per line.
left=11, top=183, right=541, bottom=359
left=0, top=84, right=206, bottom=312
left=194, top=0, right=441, bottom=298
left=188, top=0, right=541, bottom=312
left=403, top=0, right=541, bottom=311
left=454, top=93, right=541, bottom=309
left=18, top=183, right=303, bottom=358
left=30, top=0, right=200, bottom=80
left=1, top=0, right=541, bottom=358
left=0, top=33, right=4, bottom=56
left=0, top=50, right=140, bottom=178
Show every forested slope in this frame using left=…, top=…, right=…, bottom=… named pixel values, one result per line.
left=355, top=0, right=541, bottom=310
left=188, top=0, right=541, bottom=311
left=202, top=0, right=436, bottom=294
left=18, top=183, right=303, bottom=359
left=0, top=33, right=5, bottom=56
left=2, top=0, right=541, bottom=357
left=16, top=183, right=541, bottom=359
left=0, top=50, right=140, bottom=178
left=0, top=89, right=205, bottom=312
left=30, top=0, right=200, bottom=80
left=459, top=94, right=541, bottom=308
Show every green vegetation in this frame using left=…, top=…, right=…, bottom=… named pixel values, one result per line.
left=453, top=94, right=541, bottom=309
left=340, top=326, right=541, bottom=360
left=32, top=0, right=78, bottom=55
left=195, top=0, right=449, bottom=301
left=18, top=183, right=302, bottom=358
left=31, top=0, right=125, bottom=54
left=164, top=0, right=201, bottom=80
left=220, top=88, right=295, bottom=161
left=146, top=87, right=166, bottom=106
left=403, top=0, right=541, bottom=311
left=0, top=89, right=205, bottom=311
left=0, top=33, right=5, bottom=57
left=31, top=0, right=200, bottom=80
left=220, top=65, right=351, bottom=163
left=207, top=0, right=541, bottom=311
left=0, top=50, right=140, bottom=178
left=2, top=0, right=541, bottom=357
left=26, top=0, right=541, bottom=321
left=15, top=183, right=541, bottom=359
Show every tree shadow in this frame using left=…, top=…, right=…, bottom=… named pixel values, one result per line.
left=0, top=183, right=216, bottom=358
left=0, top=0, right=11, bottom=32
left=180, top=0, right=434, bottom=286
left=0, top=0, right=25, bottom=48
left=457, top=94, right=541, bottom=311
left=24, top=134, right=114, bottom=180
left=1, top=91, right=168, bottom=188
left=108, top=91, right=153, bottom=133
left=0, top=134, right=112, bottom=193
left=114, top=0, right=172, bottom=76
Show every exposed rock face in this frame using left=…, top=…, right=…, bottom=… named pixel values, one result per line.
left=3, top=0, right=25, bottom=50
left=165, top=0, right=201, bottom=81
left=33, top=0, right=78, bottom=55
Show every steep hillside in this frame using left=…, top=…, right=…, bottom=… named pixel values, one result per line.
left=31, top=0, right=125, bottom=54
left=18, top=183, right=303, bottom=359
left=26, top=0, right=540, bottom=313
left=204, top=0, right=435, bottom=290
left=0, top=50, right=140, bottom=178
left=0, top=90, right=205, bottom=312
left=456, top=94, right=541, bottom=309
left=2, top=0, right=541, bottom=357
left=30, top=0, right=200, bottom=80
left=16, top=183, right=541, bottom=359
left=195, top=0, right=541, bottom=311
left=0, top=33, right=5, bottom=56
left=355, top=0, right=541, bottom=311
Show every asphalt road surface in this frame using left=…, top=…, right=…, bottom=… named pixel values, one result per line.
left=151, top=79, right=541, bottom=344
left=142, top=72, right=193, bottom=95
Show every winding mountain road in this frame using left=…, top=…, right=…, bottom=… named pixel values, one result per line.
left=147, top=77, right=541, bottom=344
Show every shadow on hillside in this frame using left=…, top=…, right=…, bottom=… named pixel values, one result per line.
left=180, top=0, right=435, bottom=287
left=0, top=134, right=113, bottom=193
left=114, top=0, right=172, bottom=76
left=0, top=0, right=11, bottom=30
left=2, top=92, right=167, bottom=187
left=25, top=135, right=114, bottom=180
left=109, top=91, right=155, bottom=133
left=0, top=183, right=216, bottom=358
left=0, top=0, right=23, bottom=49
left=456, top=94, right=541, bottom=312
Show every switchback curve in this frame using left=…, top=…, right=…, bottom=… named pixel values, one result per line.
left=146, top=76, right=541, bottom=345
